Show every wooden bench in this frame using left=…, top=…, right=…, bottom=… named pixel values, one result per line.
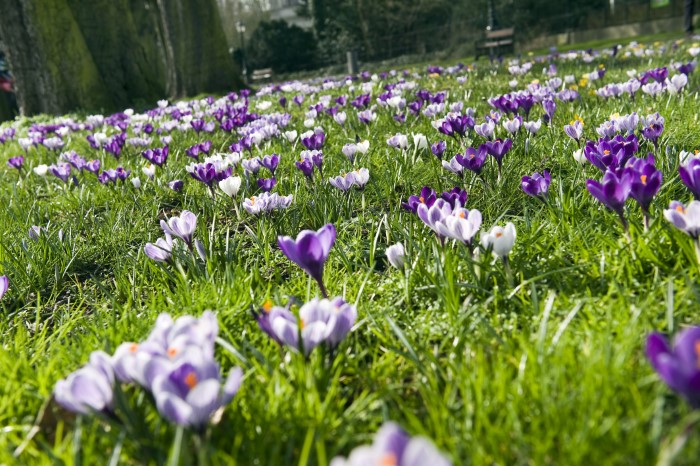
left=251, top=68, right=273, bottom=83
left=475, top=28, right=515, bottom=60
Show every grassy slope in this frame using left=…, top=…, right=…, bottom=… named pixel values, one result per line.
left=1, top=37, right=700, bottom=465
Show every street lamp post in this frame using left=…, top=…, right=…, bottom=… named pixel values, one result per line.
left=236, top=21, right=247, bottom=83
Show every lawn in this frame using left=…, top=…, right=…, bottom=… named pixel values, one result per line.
left=1, top=37, right=700, bottom=465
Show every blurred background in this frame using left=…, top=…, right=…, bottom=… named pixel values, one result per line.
left=0, top=0, right=698, bottom=121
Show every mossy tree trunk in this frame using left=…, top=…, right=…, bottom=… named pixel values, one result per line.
left=0, top=0, right=241, bottom=117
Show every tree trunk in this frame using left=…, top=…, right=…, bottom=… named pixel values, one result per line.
left=0, top=0, right=242, bottom=116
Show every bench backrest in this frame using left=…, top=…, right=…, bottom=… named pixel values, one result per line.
left=252, top=68, right=273, bottom=77
left=486, top=28, right=515, bottom=39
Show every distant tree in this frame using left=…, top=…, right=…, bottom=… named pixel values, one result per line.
left=0, top=0, right=242, bottom=116
left=247, top=20, right=318, bottom=72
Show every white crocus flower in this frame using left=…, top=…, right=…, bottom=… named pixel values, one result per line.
left=481, top=222, right=516, bottom=258
left=386, top=243, right=406, bottom=270
left=219, top=176, right=242, bottom=197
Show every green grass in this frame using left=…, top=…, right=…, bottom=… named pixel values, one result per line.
left=1, top=36, right=700, bottom=465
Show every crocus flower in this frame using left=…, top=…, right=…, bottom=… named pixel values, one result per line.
left=0, top=275, right=8, bottom=301
left=456, top=146, right=488, bottom=175
left=301, top=130, right=326, bottom=150
left=586, top=170, right=633, bottom=229
left=168, top=180, right=184, bottom=192
left=278, top=224, right=336, bottom=297
left=680, top=158, right=700, bottom=199
left=329, top=422, right=452, bottom=466
left=49, top=163, right=72, bottom=183
left=54, top=351, right=115, bottom=415
left=474, top=120, right=495, bottom=140
left=626, top=156, right=662, bottom=216
left=484, top=138, right=513, bottom=178
left=257, top=297, right=356, bottom=355
left=521, top=170, right=551, bottom=198
left=435, top=207, right=482, bottom=248
left=441, top=156, right=464, bottom=176
left=641, top=123, right=664, bottom=148
left=386, top=243, right=406, bottom=270
left=503, top=116, right=522, bottom=135
left=352, top=168, right=370, bottom=188
left=402, top=187, right=436, bottom=213
left=664, top=201, right=700, bottom=239
left=564, top=120, right=584, bottom=143
left=7, top=156, right=24, bottom=170
left=441, top=187, right=468, bottom=208
left=480, top=222, right=516, bottom=258
left=160, top=210, right=197, bottom=248
left=257, top=177, right=277, bottom=192
left=647, top=327, right=700, bottom=407
left=243, top=192, right=293, bottom=215
left=542, top=98, right=556, bottom=124
left=329, top=173, right=356, bottom=192
left=219, top=176, right=242, bottom=197
left=387, top=133, right=408, bottom=150
left=523, top=120, right=542, bottom=135
left=431, top=141, right=446, bottom=159
left=151, top=348, right=243, bottom=428
left=417, top=199, right=454, bottom=239
left=144, top=234, right=174, bottom=262
left=142, top=146, right=169, bottom=167
left=261, top=154, right=280, bottom=175
left=296, top=158, right=315, bottom=179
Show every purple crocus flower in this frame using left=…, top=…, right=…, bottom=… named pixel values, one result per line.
left=474, top=120, right=495, bottom=140
left=542, top=98, right=556, bottom=124
left=664, top=201, right=700, bottom=239
left=586, top=169, right=633, bottom=229
left=144, top=234, right=174, bottom=262
left=301, top=150, right=324, bottom=176
left=564, top=120, right=584, bottom=143
left=521, top=170, right=551, bottom=198
left=641, top=123, right=663, bottom=148
left=261, top=154, right=280, bottom=175
left=301, top=131, right=326, bottom=150
left=441, top=187, right=468, bottom=208
left=49, top=163, right=72, bottom=183
left=456, top=146, right=488, bottom=175
left=329, top=422, right=452, bottom=466
left=625, top=156, right=662, bottom=216
left=257, top=177, right=277, bottom=192
left=484, top=138, right=513, bottom=178
left=0, top=275, right=7, bottom=301
left=431, top=141, right=446, bottom=159
left=160, top=210, right=197, bottom=248
left=257, top=297, right=357, bottom=355
left=647, top=327, right=700, bottom=407
left=417, top=199, right=454, bottom=239
left=168, top=180, right=184, bottom=192
left=185, top=144, right=201, bottom=159
left=54, top=351, right=115, bottom=415
left=151, top=347, right=243, bottom=428
left=142, top=146, right=169, bottom=167
left=402, top=187, right=436, bottom=213
left=680, top=158, right=700, bottom=199
left=85, top=160, right=101, bottom=174
left=7, top=155, right=24, bottom=170
left=278, top=224, right=336, bottom=297
left=296, top=158, right=315, bottom=179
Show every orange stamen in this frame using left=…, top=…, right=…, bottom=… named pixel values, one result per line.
left=262, top=300, right=273, bottom=313
left=184, top=372, right=198, bottom=389
left=168, top=347, right=178, bottom=357
left=129, top=343, right=139, bottom=353
left=640, top=175, right=647, bottom=185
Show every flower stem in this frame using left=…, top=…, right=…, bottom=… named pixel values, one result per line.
left=317, top=280, right=329, bottom=299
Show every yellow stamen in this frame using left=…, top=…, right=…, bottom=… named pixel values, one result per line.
left=299, top=319, right=306, bottom=329
left=603, top=150, right=610, bottom=155
left=459, top=212, right=466, bottom=219
left=419, top=196, right=425, bottom=203
left=640, top=175, right=647, bottom=185
left=262, top=300, right=273, bottom=313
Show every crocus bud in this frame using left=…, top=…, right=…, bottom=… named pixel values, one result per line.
left=386, top=243, right=406, bottom=270
left=219, top=176, right=242, bottom=197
